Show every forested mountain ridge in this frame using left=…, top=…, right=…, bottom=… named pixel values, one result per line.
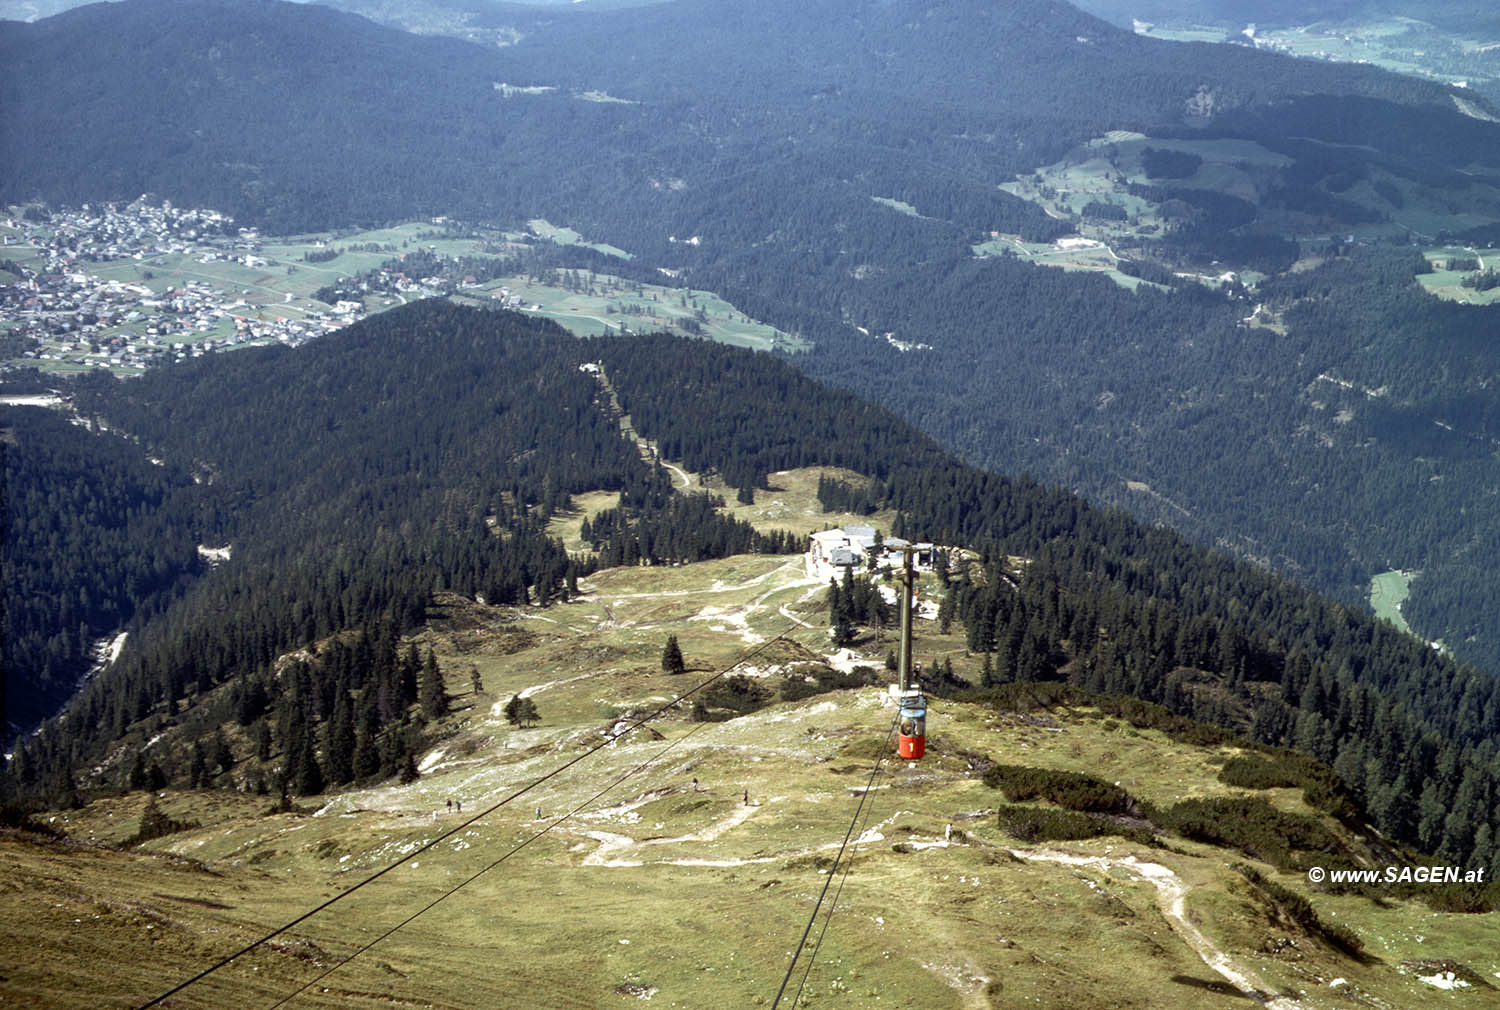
left=8, top=303, right=1500, bottom=884
left=1, top=0, right=1483, bottom=240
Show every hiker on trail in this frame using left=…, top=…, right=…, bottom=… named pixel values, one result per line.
left=447, top=799, right=452, bottom=812
left=692, top=777, right=699, bottom=792
left=743, top=789, right=749, bottom=805
left=455, top=800, right=461, bottom=812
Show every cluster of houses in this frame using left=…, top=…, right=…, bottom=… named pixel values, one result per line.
left=2, top=201, right=362, bottom=372
left=11, top=200, right=236, bottom=266
left=310, top=257, right=498, bottom=308
left=806, top=525, right=936, bottom=582
left=490, top=286, right=543, bottom=311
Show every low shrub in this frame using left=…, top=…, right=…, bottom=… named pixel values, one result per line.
left=996, top=803, right=1153, bottom=845
left=126, top=797, right=200, bottom=846
left=1218, top=750, right=1361, bottom=822
left=1092, top=696, right=1237, bottom=748
left=1234, top=863, right=1365, bottom=958
left=984, top=763, right=1136, bottom=815
left=1161, top=796, right=1342, bottom=871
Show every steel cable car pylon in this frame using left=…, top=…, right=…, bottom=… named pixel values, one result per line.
left=893, top=546, right=926, bottom=760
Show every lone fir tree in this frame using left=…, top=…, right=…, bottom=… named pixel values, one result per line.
left=419, top=648, right=449, bottom=720
left=661, top=634, right=686, bottom=675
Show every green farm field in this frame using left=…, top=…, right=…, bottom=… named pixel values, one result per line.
left=1369, top=569, right=1416, bottom=634
left=462, top=270, right=803, bottom=351
left=1419, top=248, right=1500, bottom=304
left=972, top=233, right=1169, bottom=292
left=526, top=217, right=634, bottom=260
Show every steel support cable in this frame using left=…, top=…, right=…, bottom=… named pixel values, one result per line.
left=136, top=616, right=805, bottom=1009
left=789, top=748, right=888, bottom=1009
left=771, top=708, right=900, bottom=1010
left=265, top=716, right=717, bottom=1009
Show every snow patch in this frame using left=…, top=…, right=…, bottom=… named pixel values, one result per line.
left=690, top=605, right=762, bottom=645
left=1418, top=972, right=1469, bottom=990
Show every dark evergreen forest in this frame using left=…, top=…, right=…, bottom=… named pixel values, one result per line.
left=2, top=408, right=202, bottom=734
left=2, top=0, right=1477, bottom=243
left=3, top=303, right=797, bottom=764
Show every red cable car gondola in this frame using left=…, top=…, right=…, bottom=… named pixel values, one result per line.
left=897, top=688, right=926, bottom=760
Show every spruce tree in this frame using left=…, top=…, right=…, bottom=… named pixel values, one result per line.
left=399, top=751, right=421, bottom=784
left=518, top=697, right=540, bottom=728
left=189, top=742, right=207, bottom=789
left=212, top=731, right=235, bottom=776
left=127, top=751, right=148, bottom=791
left=353, top=730, right=381, bottom=780
left=293, top=737, right=324, bottom=796
left=325, top=693, right=356, bottom=785
left=661, top=634, right=686, bottom=675
left=420, top=648, right=448, bottom=720
left=51, top=767, right=81, bottom=810
left=399, top=644, right=420, bottom=706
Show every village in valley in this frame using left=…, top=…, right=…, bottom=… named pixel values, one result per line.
left=0, top=201, right=799, bottom=381
left=0, top=199, right=374, bottom=374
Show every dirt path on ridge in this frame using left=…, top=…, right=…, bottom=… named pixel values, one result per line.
left=1014, top=848, right=1309, bottom=1010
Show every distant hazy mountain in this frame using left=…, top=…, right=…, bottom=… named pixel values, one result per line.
left=2, top=0, right=1470, bottom=231
left=0, top=0, right=650, bottom=22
